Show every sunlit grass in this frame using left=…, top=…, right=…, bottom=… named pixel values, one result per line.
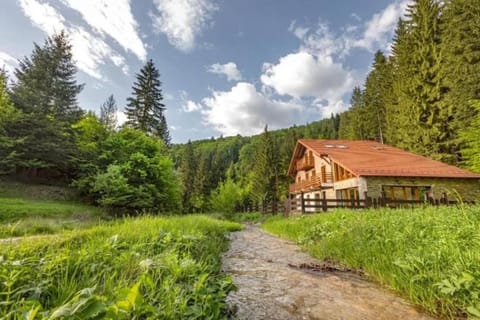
left=0, top=215, right=242, bottom=319
left=0, top=197, right=106, bottom=238
left=262, top=206, right=480, bottom=319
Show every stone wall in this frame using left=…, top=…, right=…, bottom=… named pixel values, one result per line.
left=365, top=176, right=480, bottom=202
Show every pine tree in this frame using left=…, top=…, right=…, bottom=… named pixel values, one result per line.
left=100, top=94, right=117, bottom=131
left=459, top=102, right=480, bottom=172
left=0, top=70, right=20, bottom=174
left=251, top=125, right=280, bottom=211
left=125, top=59, right=170, bottom=145
left=12, top=31, right=84, bottom=123
left=390, top=1, right=444, bottom=159
left=9, top=32, right=83, bottom=177
left=180, top=140, right=196, bottom=212
left=441, top=0, right=480, bottom=163
left=348, top=87, right=366, bottom=140
left=386, top=18, right=411, bottom=146
left=363, top=51, right=393, bottom=143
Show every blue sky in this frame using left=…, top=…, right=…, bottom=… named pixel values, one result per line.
left=0, top=0, right=409, bottom=143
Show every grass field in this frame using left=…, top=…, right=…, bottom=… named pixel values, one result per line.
left=262, top=206, right=480, bottom=319
left=0, top=215, right=242, bottom=319
left=0, top=179, right=108, bottom=238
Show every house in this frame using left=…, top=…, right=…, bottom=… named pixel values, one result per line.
left=287, top=139, right=480, bottom=211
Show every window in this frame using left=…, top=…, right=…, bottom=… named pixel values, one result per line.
left=382, top=185, right=431, bottom=201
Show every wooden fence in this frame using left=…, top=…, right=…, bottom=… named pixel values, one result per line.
left=286, top=191, right=467, bottom=214
left=234, top=191, right=470, bottom=215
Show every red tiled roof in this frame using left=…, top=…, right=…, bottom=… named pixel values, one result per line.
left=290, top=139, right=480, bottom=179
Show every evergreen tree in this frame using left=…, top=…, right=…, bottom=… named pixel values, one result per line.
left=386, top=18, right=410, bottom=146
left=0, top=70, right=20, bottom=174
left=100, top=94, right=117, bottom=131
left=363, top=51, right=393, bottom=143
left=338, top=111, right=354, bottom=139
left=179, top=140, right=196, bottom=212
left=12, top=31, right=83, bottom=123
left=344, top=87, right=366, bottom=140
left=125, top=59, right=170, bottom=145
left=441, top=0, right=480, bottom=163
left=390, top=1, right=445, bottom=159
left=9, top=32, right=83, bottom=177
left=251, top=125, right=280, bottom=211
left=459, top=102, right=480, bottom=172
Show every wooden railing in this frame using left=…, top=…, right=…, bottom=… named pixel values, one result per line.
left=286, top=192, right=470, bottom=214
left=296, top=156, right=314, bottom=171
left=289, top=172, right=333, bottom=193
left=232, top=193, right=472, bottom=216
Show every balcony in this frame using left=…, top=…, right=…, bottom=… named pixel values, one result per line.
left=289, top=173, right=333, bottom=193
left=296, top=155, right=314, bottom=171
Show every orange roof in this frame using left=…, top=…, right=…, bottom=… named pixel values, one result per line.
left=289, top=139, right=480, bottom=179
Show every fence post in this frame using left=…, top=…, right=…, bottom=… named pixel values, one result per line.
left=364, top=192, right=371, bottom=208
left=301, top=192, right=305, bottom=214
left=381, top=191, right=387, bottom=207
left=285, top=196, right=290, bottom=215
left=441, top=192, right=447, bottom=205
left=322, top=191, right=327, bottom=212
left=373, top=197, right=378, bottom=208
left=350, top=196, right=355, bottom=209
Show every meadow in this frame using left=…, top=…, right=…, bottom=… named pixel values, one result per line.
left=0, top=215, right=242, bottom=319
left=0, top=180, right=107, bottom=238
left=262, top=206, right=480, bottom=319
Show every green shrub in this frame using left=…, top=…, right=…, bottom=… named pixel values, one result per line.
left=73, top=127, right=181, bottom=213
left=210, top=177, right=243, bottom=217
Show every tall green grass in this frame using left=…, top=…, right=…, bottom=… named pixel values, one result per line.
left=0, top=215, right=242, bottom=319
left=0, top=197, right=106, bottom=238
left=262, top=206, right=480, bottom=319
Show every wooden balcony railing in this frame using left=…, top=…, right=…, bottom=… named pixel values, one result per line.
left=296, top=156, right=314, bottom=171
left=289, top=173, right=333, bottom=193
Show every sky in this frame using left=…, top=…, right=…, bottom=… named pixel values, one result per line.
left=0, top=0, right=409, bottom=143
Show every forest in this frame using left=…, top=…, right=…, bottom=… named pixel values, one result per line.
left=1, top=0, right=480, bottom=216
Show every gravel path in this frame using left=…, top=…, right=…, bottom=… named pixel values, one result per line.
left=222, top=224, right=436, bottom=320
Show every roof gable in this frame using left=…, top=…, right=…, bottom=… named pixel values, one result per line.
left=288, top=139, right=480, bottom=179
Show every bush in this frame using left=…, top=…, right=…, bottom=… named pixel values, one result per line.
left=210, top=177, right=242, bottom=217
left=73, top=127, right=181, bottom=213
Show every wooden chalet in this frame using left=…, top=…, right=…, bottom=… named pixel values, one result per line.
left=287, top=139, right=480, bottom=212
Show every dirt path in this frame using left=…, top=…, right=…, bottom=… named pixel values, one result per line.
left=222, top=224, right=436, bottom=320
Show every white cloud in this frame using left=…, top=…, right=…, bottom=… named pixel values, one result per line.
left=0, top=52, right=17, bottom=76
left=202, top=82, right=302, bottom=136
left=290, top=21, right=352, bottom=58
left=18, top=0, right=129, bottom=80
left=313, top=99, right=348, bottom=119
left=207, top=62, right=242, bottom=81
left=261, top=51, right=355, bottom=101
left=290, top=0, right=410, bottom=58
left=116, top=110, right=127, bottom=127
left=182, top=100, right=202, bottom=112
left=18, top=0, right=66, bottom=35
left=151, top=0, right=218, bottom=52
left=58, top=0, right=147, bottom=61
left=354, top=0, right=409, bottom=51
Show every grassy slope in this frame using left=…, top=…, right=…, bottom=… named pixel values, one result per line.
left=0, top=215, right=242, bottom=319
left=0, top=180, right=107, bottom=238
left=262, top=207, right=480, bottom=319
